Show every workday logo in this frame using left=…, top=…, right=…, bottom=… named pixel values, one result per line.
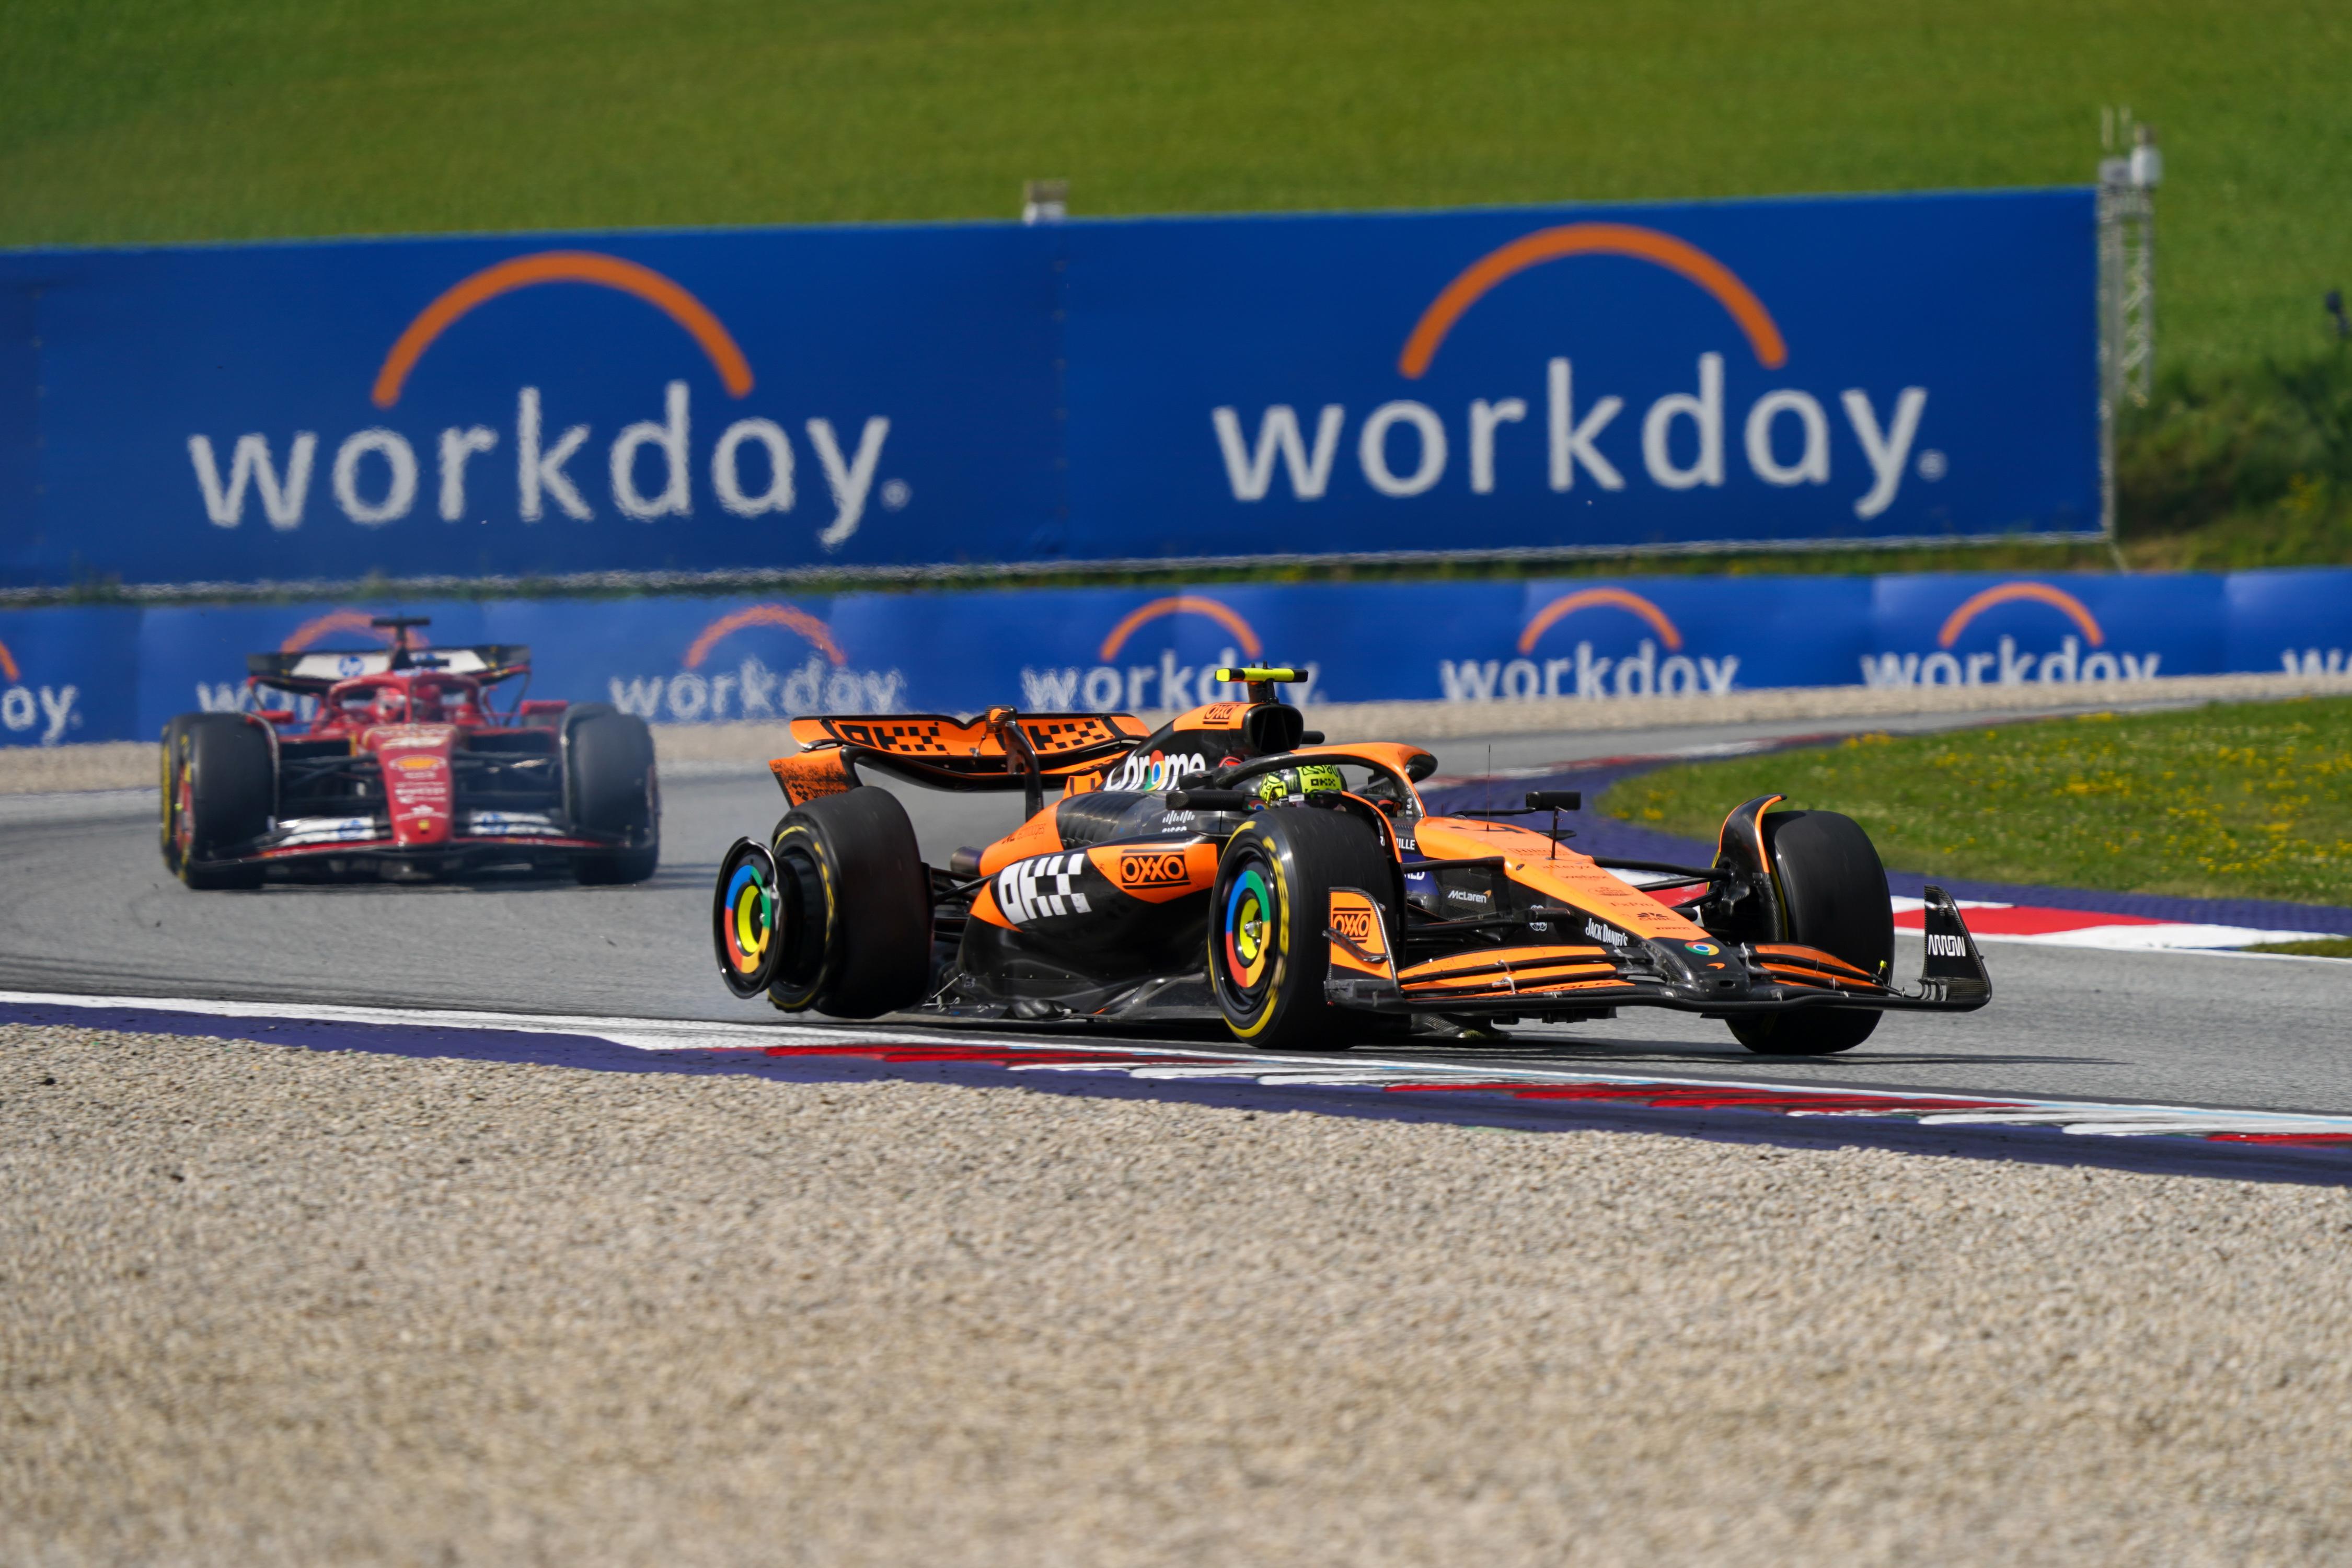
left=1438, top=586, right=1742, bottom=702
left=1211, top=222, right=1938, bottom=522
left=607, top=603, right=907, bottom=723
left=1860, top=582, right=2164, bottom=688
left=1019, top=596, right=1320, bottom=713
left=0, top=634, right=82, bottom=747
left=184, top=251, right=908, bottom=548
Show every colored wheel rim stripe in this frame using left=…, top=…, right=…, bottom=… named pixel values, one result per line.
left=723, top=863, right=772, bottom=975
left=1224, top=868, right=1272, bottom=990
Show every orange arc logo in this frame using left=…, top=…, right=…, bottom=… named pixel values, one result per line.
left=1518, top=588, right=1684, bottom=654
left=685, top=604, right=849, bottom=670
left=0, top=636, right=18, bottom=683
left=1399, top=223, right=1788, bottom=380
left=1936, top=583, right=2105, bottom=649
left=372, top=250, right=755, bottom=409
left=1098, top=596, right=1264, bottom=663
left=281, top=609, right=410, bottom=653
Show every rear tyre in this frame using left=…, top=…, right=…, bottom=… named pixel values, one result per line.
left=765, top=789, right=931, bottom=1019
left=568, top=710, right=660, bottom=884
left=1210, top=806, right=1396, bottom=1052
left=167, top=714, right=271, bottom=890
left=1731, top=809, right=1892, bottom=1056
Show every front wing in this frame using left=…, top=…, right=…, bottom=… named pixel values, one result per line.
left=1323, top=885, right=1992, bottom=1020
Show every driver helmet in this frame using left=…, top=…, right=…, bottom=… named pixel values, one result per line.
left=1255, top=763, right=1345, bottom=803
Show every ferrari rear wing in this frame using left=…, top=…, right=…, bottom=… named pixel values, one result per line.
left=247, top=644, right=532, bottom=692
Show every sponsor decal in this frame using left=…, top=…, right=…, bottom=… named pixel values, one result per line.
left=393, top=754, right=443, bottom=771
left=1330, top=905, right=1378, bottom=943
left=1685, top=940, right=1721, bottom=956
left=1585, top=919, right=1629, bottom=947
left=1105, top=748, right=1211, bottom=793
left=1117, top=850, right=1192, bottom=890
left=1446, top=887, right=1490, bottom=906
left=995, top=852, right=1093, bottom=926
left=1927, top=931, right=1969, bottom=958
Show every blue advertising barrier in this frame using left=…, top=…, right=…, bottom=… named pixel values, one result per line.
left=0, top=190, right=2100, bottom=593
left=4, top=567, right=2344, bottom=750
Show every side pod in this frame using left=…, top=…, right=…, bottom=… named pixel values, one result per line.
left=1914, top=885, right=1993, bottom=1008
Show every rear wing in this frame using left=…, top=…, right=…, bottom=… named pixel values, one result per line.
left=776, top=709, right=1151, bottom=806
left=247, top=644, right=532, bottom=692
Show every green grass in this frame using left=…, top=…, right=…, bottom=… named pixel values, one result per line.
left=2, top=0, right=2347, bottom=382
left=1598, top=698, right=2352, bottom=906
left=2247, top=938, right=2352, bottom=956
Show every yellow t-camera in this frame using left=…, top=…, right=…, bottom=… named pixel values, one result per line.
left=1213, top=666, right=1307, bottom=685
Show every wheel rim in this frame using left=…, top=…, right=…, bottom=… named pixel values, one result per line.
left=712, top=839, right=787, bottom=998
left=1215, top=844, right=1281, bottom=1020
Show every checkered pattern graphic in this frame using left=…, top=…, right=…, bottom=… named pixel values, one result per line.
left=837, top=721, right=953, bottom=755
left=996, top=853, right=1093, bottom=926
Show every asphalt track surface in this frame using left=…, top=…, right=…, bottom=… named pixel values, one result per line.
left=5, top=710, right=2348, bottom=1121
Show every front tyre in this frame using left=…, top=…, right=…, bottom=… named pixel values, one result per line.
left=763, top=789, right=931, bottom=1019
left=567, top=709, right=660, bottom=884
left=166, top=714, right=271, bottom=890
left=1210, top=807, right=1396, bottom=1052
left=1731, top=809, right=1893, bottom=1056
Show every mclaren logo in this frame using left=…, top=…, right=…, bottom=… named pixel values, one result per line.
left=1117, top=850, right=1192, bottom=889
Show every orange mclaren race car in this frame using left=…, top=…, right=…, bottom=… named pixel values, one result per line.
left=710, top=667, right=1989, bottom=1054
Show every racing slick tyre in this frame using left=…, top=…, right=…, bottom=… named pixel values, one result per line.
left=761, top=788, right=931, bottom=1019
left=1210, top=806, right=1397, bottom=1052
left=567, top=709, right=660, bottom=885
left=1730, top=809, right=1894, bottom=1056
left=163, top=713, right=271, bottom=890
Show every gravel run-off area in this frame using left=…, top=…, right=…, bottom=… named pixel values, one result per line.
left=5, top=1024, right=2352, bottom=1566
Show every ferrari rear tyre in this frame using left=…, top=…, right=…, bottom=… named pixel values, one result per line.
left=567, top=709, right=660, bottom=884
left=167, top=714, right=271, bottom=890
left=1210, top=806, right=1396, bottom=1052
left=764, top=788, right=931, bottom=1019
left=1731, top=809, right=1893, bottom=1056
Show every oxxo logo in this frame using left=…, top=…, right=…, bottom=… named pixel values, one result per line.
left=1927, top=931, right=1969, bottom=958
left=1117, top=851, right=1192, bottom=890
left=1442, top=587, right=1741, bottom=704
left=607, top=603, right=907, bottom=723
left=185, top=252, right=909, bottom=548
left=1330, top=906, right=1378, bottom=942
left=1020, top=596, right=1321, bottom=714
left=1859, top=583, right=2165, bottom=689
left=1212, top=223, right=1938, bottom=521
left=0, top=636, right=81, bottom=746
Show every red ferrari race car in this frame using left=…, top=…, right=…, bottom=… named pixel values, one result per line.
left=160, top=617, right=658, bottom=889
left=709, top=666, right=1990, bottom=1055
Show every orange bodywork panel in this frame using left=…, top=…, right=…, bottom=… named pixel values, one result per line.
left=977, top=806, right=1066, bottom=875
left=1085, top=841, right=1219, bottom=904
left=770, top=748, right=856, bottom=807
left=1173, top=701, right=1251, bottom=732
left=1325, top=888, right=1395, bottom=981
left=1413, top=816, right=1717, bottom=942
